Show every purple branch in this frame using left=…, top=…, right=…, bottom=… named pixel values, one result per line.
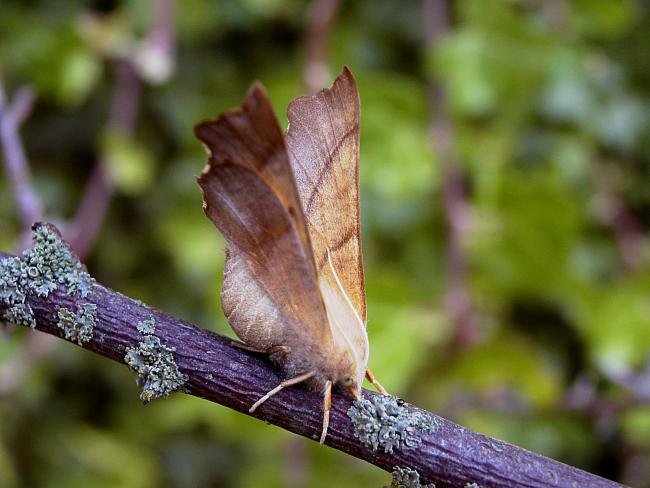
left=0, top=248, right=625, bottom=488
left=0, top=80, right=43, bottom=230
left=423, top=0, right=479, bottom=347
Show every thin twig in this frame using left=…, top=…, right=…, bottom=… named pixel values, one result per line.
left=0, top=80, right=51, bottom=391
left=1, top=51, right=142, bottom=399
left=0, top=331, right=53, bottom=392
left=592, top=161, right=645, bottom=271
left=69, top=0, right=175, bottom=258
left=1, top=0, right=176, bottom=396
left=0, top=79, right=43, bottom=230
left=0, top=65, right=133, bottom=389
left=608, top=194, right=645, bottom=269
left=0, top=248, right=624, bottom=488
left=423, top=0, right=479, bottom=347
left=68, top=61, right=141, bottom=258
left=10, top=87, right=36, bottom=127
left=603, top=361, right=650, bottom=404
left=304, top=0, right=342, bottom=94
left=147, top=0, right=175, bottom=67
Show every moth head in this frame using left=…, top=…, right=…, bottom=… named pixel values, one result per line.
left=339, top=373, right=362, bottom=400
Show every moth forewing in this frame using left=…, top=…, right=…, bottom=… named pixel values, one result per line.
left=286, top=67, right=366, bottom=324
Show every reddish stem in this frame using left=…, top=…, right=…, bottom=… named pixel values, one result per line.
left=0, top=81, right=43, bottom=230
left=68, top=61, right=141, bottom=259
left=423, top=0, right=479, bottom=347
left=304, top=0, right=342, bottom=94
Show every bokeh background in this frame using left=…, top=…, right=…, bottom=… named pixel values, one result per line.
left=2, top=0, right=650, bottom=486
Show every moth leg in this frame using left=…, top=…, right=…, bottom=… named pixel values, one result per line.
left=365, top=368, right=388, bottom=395
left=249, top=371, right=315, bottom=413
left=319, top=380, right=333, bottom=444
left=230, top=340, right=266, bottom=354
left=231, top=341, right=291, bottom=357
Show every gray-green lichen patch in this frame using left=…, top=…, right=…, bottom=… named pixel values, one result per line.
left=384, top=467, right=435, bottom=488
left=4, top=302, right=36, bottom=329
left=24, top=224, right=95, bottom=298
left=0, top=223, right=95, bottom=328
left=57, top=303, right=97, bottom=345
left=0, top=257, right=28, bottom=304
left=136, top=318, right=156, bottom=335
left=348, top=395, right=437, bottom=453
left=0, top=257, right=34, bottom=328
left=125, top=333, right=188, bottom=403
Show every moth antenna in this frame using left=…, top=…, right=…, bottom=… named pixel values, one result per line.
left=326, top=249, right=364, bottom=331
left=365, top=367, right=388, bottom=395
left=249, top=371, right=315, bottom=413
left=320, top=380, right=333, bottom=444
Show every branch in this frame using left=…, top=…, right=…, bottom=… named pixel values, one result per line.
left=0, top=248, right=623, bottom=488
left=423, top=0, right=479, bottom=347
left=68, top=0, right=175, bottom=258
left=2, top=0, right=176, bottom=396
left=0, top=80, right=43, bottom=230
left=592, top=161, right=645, bottom=271
left=304, top=0, right=342, bottom=94
left=67, top=61, right=141, bottom=258
left=146, top=0, right=175, bottom=72
left=9, top=87, right=36, bottom=127
left=0, top=323, right=53, bottom=392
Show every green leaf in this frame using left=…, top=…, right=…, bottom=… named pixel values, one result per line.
left=37, top=425, right=159, bottom=488
left=570, top=275, right=650, bottom=370
left=471, top=169, right=584, bottom=301
left=57, top=47, right=102, bottom=106
left=622, top=407, right=650, bottom=448
left=101, top=129, right=155, bottom=195
left=433, top=334, right=562, bottom=408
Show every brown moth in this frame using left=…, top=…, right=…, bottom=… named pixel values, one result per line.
left=195, top=67, right=386, bottom=444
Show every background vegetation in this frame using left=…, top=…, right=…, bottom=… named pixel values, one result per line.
left=1, top=0, right=650, bottom=486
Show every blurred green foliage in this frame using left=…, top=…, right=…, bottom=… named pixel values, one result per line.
left=1, top=0, right=650, bottom=486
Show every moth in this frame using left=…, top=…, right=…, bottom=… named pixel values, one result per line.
left=195, top=67, right=386, bottom=444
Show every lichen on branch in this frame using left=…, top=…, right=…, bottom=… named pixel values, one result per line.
left=56, top=303, right=97, bottom=346
left=385, top=466, right=435, bottom=488
left=124, top=317, right=188, bottom=402
left=348, top=395, right=437, bottom=453
left=0, top=223, right=95, bottom=329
